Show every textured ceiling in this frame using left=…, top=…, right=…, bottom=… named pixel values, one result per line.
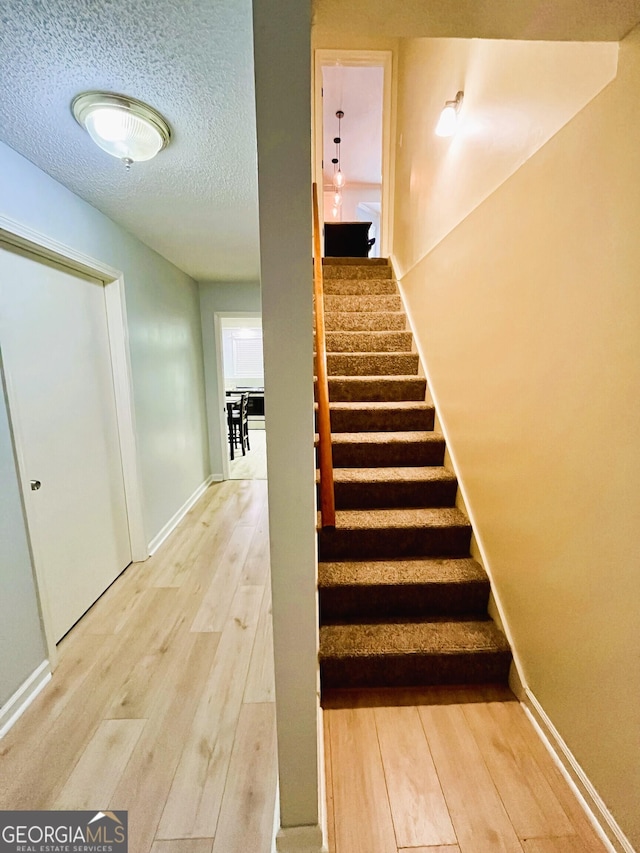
left=0, top=0, right=260, bottom=281
left=313, top=0, right=640, bottom=41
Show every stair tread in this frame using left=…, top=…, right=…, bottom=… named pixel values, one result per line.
left=329, top=431, right=443, bottom=444
left=320, top=619, right=510, bottom=657
left=324, top=282, right=396, bottom=296
left=325, top=350, right=416, bottom=357
left=318, top=558, right=487, bottom=587
left=322, top=507, right=469, bottom=530
left=321, top=467, right=456, bottom=484
left=327, top=401, right=433, bottom=411
left=325, top=374, right=425, bottom=383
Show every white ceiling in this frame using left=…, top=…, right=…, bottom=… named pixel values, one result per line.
left=0, top=0, right=260, bottom=282
left=322, top=65, right=383, bottom=188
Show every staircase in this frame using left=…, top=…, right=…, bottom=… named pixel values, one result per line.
left=316, top=257, right=511, bottom=692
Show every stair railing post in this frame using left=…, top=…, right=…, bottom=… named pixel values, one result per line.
left=312, top=183, right=336, bottom=528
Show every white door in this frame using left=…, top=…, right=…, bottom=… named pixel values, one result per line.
left=0, top=243, right=132, bottom=642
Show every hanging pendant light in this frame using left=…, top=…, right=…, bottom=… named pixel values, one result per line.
left=72, top=91, right=172, bottom=170
left=331, top=110, right=346, bottom=189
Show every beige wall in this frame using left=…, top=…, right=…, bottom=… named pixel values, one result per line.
left=393, top=37, right=617, bottom=276
left=312, top=0, right=640, bottom=42
left=393, top=27, right=640, bottom=848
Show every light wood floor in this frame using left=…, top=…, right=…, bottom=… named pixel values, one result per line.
left=0, top=479, right=276, bottom=853
left=229, top=427, right=267, bottom=480
left=323, top=686, right=609, bottom=853
left=0, top=479, right=608, bottom=853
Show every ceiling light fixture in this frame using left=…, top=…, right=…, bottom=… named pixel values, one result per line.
left=72, top=91, right=172, bottom=170
left=435, top=90, right=464, bottom=138
left=331, top=110, right=346, bottom=190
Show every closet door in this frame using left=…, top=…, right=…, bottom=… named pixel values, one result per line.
left=0, top=244, right=131, bottom=641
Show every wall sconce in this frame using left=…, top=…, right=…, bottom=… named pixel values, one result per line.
left=435, top=91, right=464, bottom=138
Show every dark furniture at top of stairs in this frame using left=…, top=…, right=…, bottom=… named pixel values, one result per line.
left=324, top=222, right=373, bottom=258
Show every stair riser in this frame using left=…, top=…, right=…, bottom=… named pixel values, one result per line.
left=323, top=280, right=397, bottom=295
left=323, top=265, right=392, bottom=280
left=318, top=525, right=471, bottom=560
left=320, top=651, right=512, bottom=689
left=323, top=257, right=389, bottom=266
left=327, top=353, right=419, bottom=376
left=323, top=479, right=458, bottom=509
left=325, top=331, right=413, bottom=352
left=325, top=312, right=407, bottom=331
left=326, top=378, right=426, bottom=402
left=329, top=441, right=445, bottom=468
left=324, top=295, right=402, bottom=313
left=320, top=581, right=490, bottom=622
left=326, top=407, right=435, bottom=432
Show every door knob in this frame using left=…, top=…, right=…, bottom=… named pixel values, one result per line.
left=30, top=480, right=41, bottom=491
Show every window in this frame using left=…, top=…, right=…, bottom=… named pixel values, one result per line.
left=222, top=328, right=264, bottom=381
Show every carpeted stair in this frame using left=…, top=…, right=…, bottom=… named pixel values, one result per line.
left=315, top=257, right=511, bottom=692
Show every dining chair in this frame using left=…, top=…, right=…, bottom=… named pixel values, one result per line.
left=227, top=393, right=250, bottom=458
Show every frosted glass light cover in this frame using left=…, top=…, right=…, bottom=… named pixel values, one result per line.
left=435, top=104, right=458, bottom=137
left=85, top=108, right=164, bottom=161
left=72, top=92, right=171, bottom=165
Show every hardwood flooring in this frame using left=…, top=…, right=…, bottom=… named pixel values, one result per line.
left=229, top=427, right=267, bottom=480
left=323, top=687, right=609, bottom=853
left=0, top=478, right=608, bottom=853
left=0, top=479, right=275, bottom=853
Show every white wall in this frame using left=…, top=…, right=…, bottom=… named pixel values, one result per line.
left=393, top=29, right=640, bottom=850
left=253, top=0, right=325, bottom=849
left=199, top=281, right=262, bottom=479
left=0, top=141, right=210, bottom=706
left=0, top=357, right=46, bottom=707
left=0, top=142, right=210, bottom=542
left=323, top=184, right=381, bottom=222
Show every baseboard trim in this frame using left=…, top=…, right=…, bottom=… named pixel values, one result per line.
left=275, top=825, right=327, bottom=853
left=147, top=475, right=214, bottom=555
left=0, top=661, right=51, bottom=739
left=522, top=688, right=635, bottom=853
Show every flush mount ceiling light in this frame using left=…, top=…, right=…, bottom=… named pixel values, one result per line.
left=435, top=90, right=464, bottom=138
left=72, top=91, right=171, bottom=170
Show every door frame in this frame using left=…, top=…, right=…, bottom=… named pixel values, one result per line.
left=313, top=49, right=394, bottom=258
left=214, top=311, right=262, bottom=481
left=0, top=215, right=147, bottom=665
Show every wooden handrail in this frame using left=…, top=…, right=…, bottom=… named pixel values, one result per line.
left=312, top=183, right=336, bottom=528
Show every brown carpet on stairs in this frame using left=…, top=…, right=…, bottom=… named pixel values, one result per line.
left=315, top=257, right=512, bottom=697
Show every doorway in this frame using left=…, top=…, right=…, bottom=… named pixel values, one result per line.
left=0, top=231, right=145, bottom=655
left=314, top=50, right=393, bottom=258
left=219, top=316, right=266, bottom=481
